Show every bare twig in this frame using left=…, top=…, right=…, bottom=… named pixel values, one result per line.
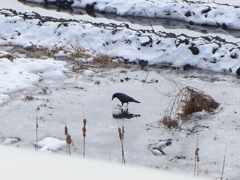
left=35, top=106, right=40, bottom=151
left=143, top=9, right=154, bottom=32
left=221, top=143, right=227, bottom=180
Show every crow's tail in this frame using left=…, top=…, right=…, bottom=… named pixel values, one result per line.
left=133, top=100, right=140, bottom=103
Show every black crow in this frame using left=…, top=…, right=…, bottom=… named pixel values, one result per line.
left=112, top=93, right=140, bottom=107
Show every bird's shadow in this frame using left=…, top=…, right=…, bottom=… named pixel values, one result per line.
left=112, top=108, right=141, bottom=119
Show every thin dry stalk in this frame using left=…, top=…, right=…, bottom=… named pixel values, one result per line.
left=143, top=9, right=154, bottom=32
left=69, top=39, right=91, bottom=59
left=221, top=143, right=227, bottom=180
left=35, top=106, right=40, bottom=151
left=118, top=126, right=126, bottom=164
left=194, top=137, right=200, bottom=176
left=82, top=119, right=87, bottom=158
left=64, top=125, right=68, bottom=153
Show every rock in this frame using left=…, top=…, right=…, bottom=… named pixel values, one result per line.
left=236, top=67, right=240, bottom=76
left=222, top=23, right=228, bottom=30
left=189, top=45, right=199, bottom=55
left=85, top=2, right=97, bottom=17
left=183, top=64, right=194, bottom=71
left=138, top=60, right=148, bottom=69
left=230, top=53, right=239, bottom=59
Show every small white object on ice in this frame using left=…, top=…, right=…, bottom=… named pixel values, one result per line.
left=152, top=141, right=171, bottom=149
left=2, top=137, right=20, bottom=145
left=191, top=110, right=210, bottom=118
left=149, top=140, right=172, bottom=156
left=152, top=149, right=164, bottom=156
left=35, top=137, right=66, bottom=152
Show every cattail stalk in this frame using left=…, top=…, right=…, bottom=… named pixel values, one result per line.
left=118, top=126, right=125, bottom=164
left=82, top=119, right=87, bottom=158
left=194, top=137, right=200, bottom=176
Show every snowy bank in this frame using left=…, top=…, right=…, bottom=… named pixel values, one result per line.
left=21, top=0, right=240, bottom=30
left=0, top=146, right=210, bottom=180
left=1, top=9, right=240, bottom=74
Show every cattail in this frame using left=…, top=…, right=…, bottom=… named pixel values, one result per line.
left=83, top=119, right=87, bottom=126
left=66, top=134, right=72, bottom=144
left=82, top=119, right=87, bottom=158
left=64, top=126, right=68, bottom=136
left=118, top=126, right=125, bottom=164
left=118, top=128, right=122, bottom=140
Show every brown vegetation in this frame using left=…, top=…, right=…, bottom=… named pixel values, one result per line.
left=162, top=86, right=220, bottom=128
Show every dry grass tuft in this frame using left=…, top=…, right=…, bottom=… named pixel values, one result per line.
left=162, top=116, right=178, bottom=128
left=24, top=43, right=40, bottom=52
left=181, top=87, right=219, bottom=118
left=161, top=86, right=220, bottom=128
left=69, top=44, right=91, bottom=59
left=0, top=54, right=15, bottom=61
left=93, top=52, right=113, bottom=65
left=67, top=39, right=91, bottom=59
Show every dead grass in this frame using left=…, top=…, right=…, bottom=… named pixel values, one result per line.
left=24, top=43, right=68, bottom=58
left=93, top=52, right=113, bottom=65
left=161, top=86, right=220, bottom=129
left=69, top=43, right=91, bottom=59
left=162, top=116, right=178, bottom=128
left=181, top=87, right=219, bottom=118
left=2, top=41, right=122, bottom=68
left=0, top=54, right=15, bottom=61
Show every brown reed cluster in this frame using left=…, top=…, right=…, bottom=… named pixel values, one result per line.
left=65, top=125, right=72, bottom=156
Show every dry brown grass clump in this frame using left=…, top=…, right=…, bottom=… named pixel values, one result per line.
left=180, top=87, right=219, bottom=118
left=69, top=43, right=91, bottom=59
left=0, top=54, right=15, bottom=61
left=162, top=116, right=178, bottom=128
left=162, top=86, right=220, bottom=128
left=23, top=43, right=69, bottom=58
left=93, top=52, right=113, bottom=65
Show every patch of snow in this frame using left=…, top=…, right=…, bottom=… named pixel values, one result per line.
left=35, top=137, right=66, bottom=152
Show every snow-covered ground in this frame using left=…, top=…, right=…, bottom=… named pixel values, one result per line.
left=18, top=0, right=240, bottom=30
left=1, top=8, right=240, bottom=74
left=0, top=0, right=240, bottom=179
left=0, top=146, right=210, bottom=180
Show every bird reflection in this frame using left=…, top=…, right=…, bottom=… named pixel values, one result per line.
left=112, top=108, right=141, bottom=119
